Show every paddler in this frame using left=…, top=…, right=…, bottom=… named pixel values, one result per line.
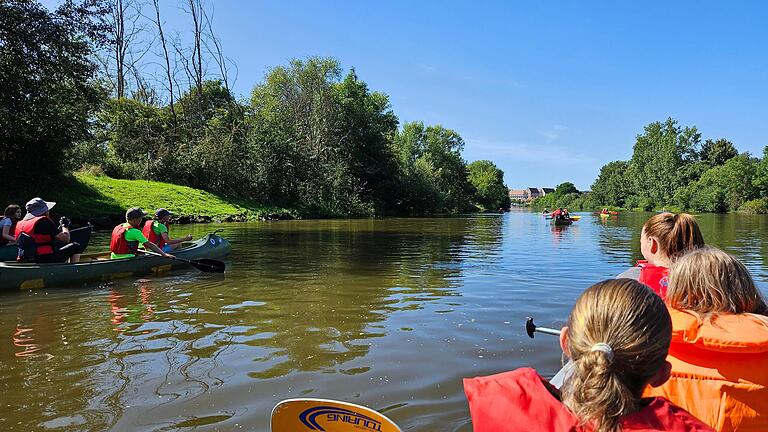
left=464, top=279, right=713, bottom=431
left=110, top=207, right=174, bottom=260
left=141, top=208, right=192, bottom=252
left=644, top=247, right=768, bottom=431
left=616, top=212, right=704, bottom=299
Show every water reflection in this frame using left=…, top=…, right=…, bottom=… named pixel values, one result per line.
left=1, top=213, right=767, bottom=431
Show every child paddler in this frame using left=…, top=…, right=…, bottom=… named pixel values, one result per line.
left=644, top=247, right=768, bottom=431
left=110, top=207, right=174, bottom=260
left=464, top=279, right=713, bottom=432
left=141, top=208, right=192, bottom=252
left=616, top=212, right=704, bottom=299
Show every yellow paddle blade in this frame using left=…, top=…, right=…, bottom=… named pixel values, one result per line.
left=569, top=215, right=581, bottom=220
left=271, top=398, right=402, bottom=432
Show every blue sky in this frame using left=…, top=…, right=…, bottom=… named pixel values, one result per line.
left=45, top=1, right=768, bottom=190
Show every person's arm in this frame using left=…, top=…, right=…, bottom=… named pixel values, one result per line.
left=163, top=232, right=193, bottom=245
left=144, top=240, right=174, bottom=258
left=1, top=224, right=15, bottom=243
left=54, top=226, right=70, bottom=243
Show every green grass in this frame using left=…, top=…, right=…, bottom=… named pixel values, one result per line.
left=44, top=173, right=294, bottom=224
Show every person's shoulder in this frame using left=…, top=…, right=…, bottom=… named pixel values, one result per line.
left=623, top=397, right=715, bottom=431
left=0, top=218, right=10, bottom=226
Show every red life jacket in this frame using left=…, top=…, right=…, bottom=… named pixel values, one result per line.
left=14, top=216, right=54, bottom=255
left=464, top=368, right=714, bottom=432
left=110, top=223, right=139, bottom=255
left=637, top=260, right=670, bottom=299
left=141, top=220, right=166, bottom=248
left=0, top=217, right=16, bottom=245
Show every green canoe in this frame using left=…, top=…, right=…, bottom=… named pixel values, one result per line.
left=0, top=225, right=93, bottom=262
left=0, top=233, right=230, bottom=291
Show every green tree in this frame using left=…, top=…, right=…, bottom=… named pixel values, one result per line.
left=555, top=182, right=579, bottom=195
left=685, top=154, right=757, bottom=212
left=700, top=138, right=738, bottom=168
left=591, top=160, right=629, bottom=206
left=467, top=160, right=510, bottom=211
left=391, top=122, right=473, bottom=214
left=0, top=0, right=108, bottom=191
left=625, top=118, right=701, bottom=207
left=752, top=146, right=768, bottom=197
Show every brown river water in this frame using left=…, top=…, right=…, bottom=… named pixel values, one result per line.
left=1, top=211, right=767, bottom=431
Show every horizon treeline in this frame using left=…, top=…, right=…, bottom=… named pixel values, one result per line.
left=591, top=117, right=768, bottom=213
left=1, top=0, right=510, bottom=217
left=534, top=117, right=768, bottom=214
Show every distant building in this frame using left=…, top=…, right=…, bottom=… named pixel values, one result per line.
left=509, top=189, right=528, bottom=200
left=508, top=187, right=555, bottom=202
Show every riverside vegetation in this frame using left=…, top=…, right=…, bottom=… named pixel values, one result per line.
left=1, top=0, right=511, bottom=222
left=534, top=118, right=768, bottom=214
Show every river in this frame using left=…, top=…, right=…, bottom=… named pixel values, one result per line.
left=1, top=211, right=767, bottom=431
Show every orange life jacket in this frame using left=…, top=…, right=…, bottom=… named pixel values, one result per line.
left=464, top=367, right=714, bottom=432
left=110, top=223, right=139, bottom=255
left=637, top=260, right=669, bottom=299
left=141, top=220, right=166, bottom=248
left=14, top=216, right=54, bottom=256
left=644, top=309, right=768, bottom=431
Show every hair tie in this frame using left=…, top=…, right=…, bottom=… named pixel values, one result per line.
left=590, top=342, right=614, bottom=362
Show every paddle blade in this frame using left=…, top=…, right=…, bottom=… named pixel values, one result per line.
left=190, top=258, right=226, bottom=273
left=271, top=398, right=402, bottom=432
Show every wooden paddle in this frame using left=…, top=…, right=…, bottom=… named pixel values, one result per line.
left=271, top=398, right=402, bottom=432
left=142, top=250, right=225, bottom=273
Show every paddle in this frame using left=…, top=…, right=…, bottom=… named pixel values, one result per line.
left=142, top=250, right=225, bottom=273
left=525, top=317, right=562, bottom=338
left=271, top=398, right=402, bottom=432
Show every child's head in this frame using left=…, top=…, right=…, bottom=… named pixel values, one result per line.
left=667, top=246, right=768, bottom=316
left=560, top=279, right=672, bottom=432
left=641, top=212, right=704, bottom=265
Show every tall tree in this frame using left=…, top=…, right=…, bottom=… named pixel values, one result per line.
left=700, top=138, right=738, bottom=168
left=0, top=0, right=108, bottom=190
left=591, top=160, right=629, bottom=206
left=467, top=160, right=510, bottom=210
left=626, top=118, right=701, bottom=207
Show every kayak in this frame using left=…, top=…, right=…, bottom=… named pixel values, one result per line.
left=0, top=225, right=92, bottom=262
left=0, top=233, right=229, bottom=291
left=551, top=217, right=573, bottom=226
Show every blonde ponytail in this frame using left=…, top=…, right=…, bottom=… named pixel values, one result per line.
left=561, top=279, right=672, bottom=432
left=642, top=212, right=704, bottom=260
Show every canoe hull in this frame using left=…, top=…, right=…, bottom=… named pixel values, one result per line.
left=0, top=233, right=230, bottom=291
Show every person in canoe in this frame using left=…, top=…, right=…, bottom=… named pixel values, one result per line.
left=542, top=208, right=549, bottom=214
left=14, top=197, right=81, bottom=263
left=615, top=212, right=704, bottom=299
left=110, top=207, right=174, bottom=260
left=600, top=208, right=610, bottom=215
left=1, top=204, right=22, bottom=245
left=644, top=247, right=768, bottom=431
left=142, top=208, right=192, bottom=252
left=464, top=279, right=713, bottom=432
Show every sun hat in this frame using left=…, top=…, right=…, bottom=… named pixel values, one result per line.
left=25, top=197, right=56, bottom=218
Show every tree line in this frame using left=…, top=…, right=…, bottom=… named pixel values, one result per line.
left=591, top=117, right=768, bottom=213
left=532, top=118, right=768, bottom=214
left=0, top=0, right=510, bottom=217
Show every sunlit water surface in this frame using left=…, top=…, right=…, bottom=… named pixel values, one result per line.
left=2, top=211, right=768, bottom=431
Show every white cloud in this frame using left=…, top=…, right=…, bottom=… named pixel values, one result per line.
left=466, top=136, right=594, bottom=166
left=537, top=124, right=568, bottom=141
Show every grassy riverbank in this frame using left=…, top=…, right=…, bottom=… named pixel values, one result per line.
left=32, top=173, right=295, bottom=227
